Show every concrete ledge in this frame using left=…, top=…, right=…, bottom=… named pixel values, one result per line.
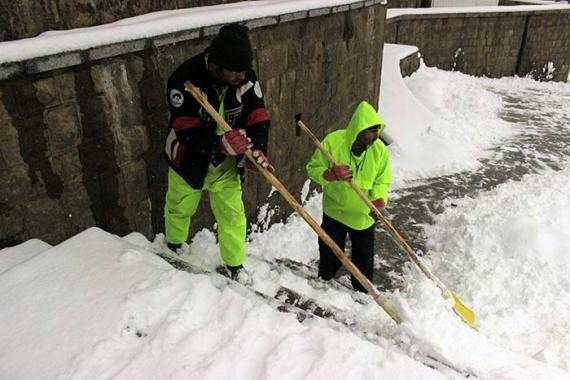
left=279, top=11, right=308, bottom=23
left=332, top=5, right=350, bottom=13
left=351, top=2, right=365, bottom=10
left=203, top=25, right=223, bottom=37
left=309, top=8, right=331, bottom=17
left=88, top=39, right=148, bottom=61
left=152, top=29, right=201, bottom=48
left=0, top=63, right=23, bottom=80
left=245, top=17, right=279, bottom=29
left=25, top=52, right=84, bottom=74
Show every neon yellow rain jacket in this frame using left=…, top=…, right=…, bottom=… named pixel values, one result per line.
left=306, top=101, right=391, bottom=230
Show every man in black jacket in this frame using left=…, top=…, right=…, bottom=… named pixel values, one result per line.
left=163, top=24, right=270, bottom=281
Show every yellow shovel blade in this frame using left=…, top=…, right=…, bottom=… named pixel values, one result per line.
left=450, top=291, right=478, bottom=331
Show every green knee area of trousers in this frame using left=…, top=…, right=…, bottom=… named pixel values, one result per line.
left=164, top=161, right=246, bottom=266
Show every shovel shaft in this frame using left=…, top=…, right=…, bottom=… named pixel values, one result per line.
left=185, top=81, right=401, bottom=324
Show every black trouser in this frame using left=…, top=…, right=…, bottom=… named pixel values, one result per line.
left=318, top=213, right=375, bottom=292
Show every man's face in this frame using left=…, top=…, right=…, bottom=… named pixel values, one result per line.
left=217, top=68, right=246, bottom=85
left=357, top=127, right=380, bottom=147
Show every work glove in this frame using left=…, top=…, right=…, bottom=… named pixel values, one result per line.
left=323, top=165, right=352, bottom=181
left=246, top=149, right=274, bottom=172
left=221, top=129, right=252, bottom=156
left=369, top=198, right=385, bottom=220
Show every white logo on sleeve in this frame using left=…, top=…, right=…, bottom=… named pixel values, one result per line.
left=254, top=81, right=263, bottom=99
left=169, top=89, right=184, bottom=108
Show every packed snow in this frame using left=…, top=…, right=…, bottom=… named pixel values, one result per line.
left=2, top=5, right=570, bottom=380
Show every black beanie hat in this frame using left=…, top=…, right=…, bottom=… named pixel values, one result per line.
left=209, top=24, right=253, bottom=72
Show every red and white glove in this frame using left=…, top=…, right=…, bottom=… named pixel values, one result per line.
left=369, top=198, right=385, bottom=220
left=247, top=149, right=274, bottom=171
left=220, top=129, right=251, bottom=156
left=252, top=149, right=271, bottom=169
left=323, top=165, right=353, bottom=181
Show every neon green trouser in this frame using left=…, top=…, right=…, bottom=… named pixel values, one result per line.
left=164, top=158, right=246, bottom=266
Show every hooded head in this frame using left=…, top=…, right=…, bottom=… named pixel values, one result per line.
left=345, top=101, right=386, bottom=155
left=209, top=24, right=253, bottom=72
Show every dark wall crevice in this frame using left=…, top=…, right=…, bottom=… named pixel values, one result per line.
left=74, top=67, right=130, bottom=235
left=2, top=79, right=64, bottom=200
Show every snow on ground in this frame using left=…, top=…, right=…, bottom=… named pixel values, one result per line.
left=424, top=162, right=570, bottom=371
left=2, top=60, right=569, bottom=378
left=0, top=227, right=444, bottom=380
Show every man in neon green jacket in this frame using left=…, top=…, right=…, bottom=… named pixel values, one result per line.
left=306, top=101, right=391, bottom=292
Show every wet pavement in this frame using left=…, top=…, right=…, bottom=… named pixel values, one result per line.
left=372, top=83, right=570, bottom=290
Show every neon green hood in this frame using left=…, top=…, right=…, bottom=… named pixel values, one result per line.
left=345, top=101, right=386, bottom=149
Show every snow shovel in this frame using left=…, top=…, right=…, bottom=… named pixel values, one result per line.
left=295, top=115, right=477, bottom=330
left=184, top=81, right=401, bottom=325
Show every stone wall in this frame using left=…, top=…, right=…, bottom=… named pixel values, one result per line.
left=0, top=0, right=241, bottom=42
left=399, top=49, right=421, bottom=77
left=386, top=8, right=570, bottom=81
left=0, top=1, right=388, bottom=247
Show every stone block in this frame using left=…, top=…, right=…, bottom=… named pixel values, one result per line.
left=52, top=72, right=77, bottom=103
left=279, top=70, right=297, bottom=108
left=32, top=77, right=61, bottom=107
left=257, top=44, right=288, bottom=80
left=117, top=124, right=150, bottom=161
left=49, top=151, right=83, bottom=181
left=0, top=204, right=25, bottom=245
left=262, top=77, right=281, bottom=106
left=126, top=198, right=152, bottom=238
left=119, top=159, right=149, bottom=204
left=45, top=104, right=81, bottom=156
left=0, top=89, right=10, bottom=122
left=24, top=198, right=67, bottom=244
left=0, top=165, right=33, bottom=204
left=59, top=177, right=95, bottom=236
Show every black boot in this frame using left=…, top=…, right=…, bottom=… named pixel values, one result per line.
left=167, top=242, right=182, bottom=254
left=225, top=264, right=252, bottom=285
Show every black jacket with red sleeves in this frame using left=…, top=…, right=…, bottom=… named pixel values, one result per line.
left=163, top=49, right=270, bottom=189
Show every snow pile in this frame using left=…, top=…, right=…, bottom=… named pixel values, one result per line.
left=381, top=44, right=515, bottom=184
left=0, top=228, right=444, bottom=379
left=424, top=163, right=570, bottom=371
